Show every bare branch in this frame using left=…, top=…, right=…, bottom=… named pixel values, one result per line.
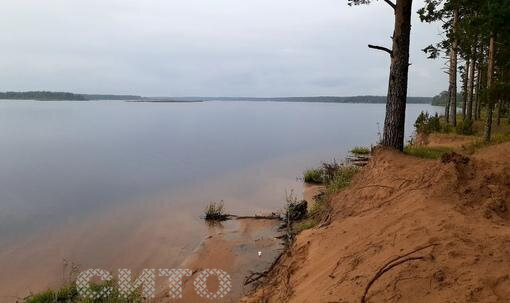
left=382, top=0, right=396, bottom=10
left=368, top=44, right=393, bottom=57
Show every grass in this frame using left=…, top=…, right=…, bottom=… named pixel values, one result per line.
left=350, top=146, right=371, bottom=155
left=461, top=132, right=510, bottom=154
left=204, top=200, right=228, bottom=221
left=297, top=164, right=360, bottom=232
left=303, top=168, right=324, bottom=184
left=403, top=145, right=454, bottom=159
left=324, top=165, right=361, bottom=195
left=25, top=281, right=140, bottom=303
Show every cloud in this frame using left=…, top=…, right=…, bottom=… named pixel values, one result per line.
left=0, top=0, right=447, bottom=97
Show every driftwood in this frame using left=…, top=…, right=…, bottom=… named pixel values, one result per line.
left=227, top=214, right=282, bottom=221
left=204, top=213, right=282, bottom=222
left=346, top=155, right=371, bottom=167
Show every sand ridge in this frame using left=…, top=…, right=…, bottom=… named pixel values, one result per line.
left=241, top=142, right=510, bottom=302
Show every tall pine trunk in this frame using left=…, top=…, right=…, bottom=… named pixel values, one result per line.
left=475, top=56, right=484, bottom=120
left=462, top=59, right=468, bottom=120
left=448, top=10, right=458, bottom=126
left=467, top=48, right=475, bottom=121
left=496, top=100, right=502, bottom=126
left=484, top=35, right=495, bottom=142
left=381, top=0, right=413, bottom=151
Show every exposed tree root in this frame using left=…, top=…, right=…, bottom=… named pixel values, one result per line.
left=244, top=250, right=285, bottom=285
left=360, top=243, right=438, bottom=303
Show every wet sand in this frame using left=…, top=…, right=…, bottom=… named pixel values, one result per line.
left=156, top=219, right=283, bottom=302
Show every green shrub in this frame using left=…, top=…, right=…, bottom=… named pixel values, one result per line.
left=350, top=146, right=371, bottom=155
left=414, top=111, right=441, bottom=134
left=403, top=145, right=453, bottom=159
left=455, top=119, right=474, bottom=135
left=303, top=168, right=324, bottom=184
left=441, top=123, right=454, bottom=133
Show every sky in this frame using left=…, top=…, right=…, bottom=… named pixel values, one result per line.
left=0, top=0, right=448, bottom=97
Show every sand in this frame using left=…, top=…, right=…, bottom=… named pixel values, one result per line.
left=241, top=142, right=510, bottom=302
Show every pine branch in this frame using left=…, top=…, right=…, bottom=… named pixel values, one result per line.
left=382, top=0, right=396, bottom=10
left=368, top=44, right=393, bottom=57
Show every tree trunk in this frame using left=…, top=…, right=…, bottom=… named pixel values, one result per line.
left=476, top=62, right=483, bottom=120
left=381, top=0, right=413, bottom=151
left=448, top=10, right=458, bottom=126
left=467, top=49, right=475, bottom=121
left=496, top=99, right=502, bottom=126
left=462, top=59, right=468, bottom=120
left=445, top=94, right=451, bottom=124
left=484, top=34, right=495, bottom=142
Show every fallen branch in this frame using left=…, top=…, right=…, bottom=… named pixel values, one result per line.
left=228, top=214, right=282, bottom=221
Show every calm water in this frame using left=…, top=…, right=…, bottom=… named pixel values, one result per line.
left=0, top=100, right=440, bottom=298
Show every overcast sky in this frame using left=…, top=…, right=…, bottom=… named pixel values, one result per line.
left=0, top=0, right=447, bottom=97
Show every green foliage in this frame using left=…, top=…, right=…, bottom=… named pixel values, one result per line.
left=350, top=146, right=371, bottom=155
left=204, top=201, right=227, bottom=221
left=298, top=163, right=360, bottom=231
left=455, top=119, right=474, bottom=135
left=441, top=123, right=454, bottom=133
left=24, top=281, right=140, bottom=303
left=462, top=132, right=510, bottom=154
left=414, top=111, right=441, bottom=134
left=25, top=284, right=79, bottom=303
left=303, top=168, right=324, bottom=184
left=324, top=165, right=360, bottom=195
left=0, top=91, right=87, bottom=101
left=403, top=145, right=454, bottom=159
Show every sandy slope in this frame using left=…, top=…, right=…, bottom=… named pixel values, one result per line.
left=241, top=143, right=510, bottom=303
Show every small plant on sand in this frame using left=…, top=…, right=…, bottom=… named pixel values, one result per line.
left=325, top=165, right=360, bottom=195
left=204, top=200, right=228, bottom=221
left=303, top=168, right=324, bottom=184
left=24, top=281, right=141, bottom=303
left=350, top=146, right=371, bottom=155
left=297, top=163, right=360, bottom=232
left=321, top=159, right=342, bottom=183
left=403, top=145, right=453, bottom=159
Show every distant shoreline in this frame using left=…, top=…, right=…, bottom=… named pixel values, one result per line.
left=0, top=91, right=433, bottom=104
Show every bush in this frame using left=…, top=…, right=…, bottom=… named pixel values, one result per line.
left=441, top=123, right=454, bottom=133
left=204, top=201, right=228, bottom=221
left=303, top=168, right=324, bottom=184
left=350, top=146, right=371, bottom=155
left=414, top=111, right=441, bottom=134
left=455, top=119, right=474, bottom=135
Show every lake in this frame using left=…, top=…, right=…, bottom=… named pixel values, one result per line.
left=0, top=100, right=441, bottom=300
